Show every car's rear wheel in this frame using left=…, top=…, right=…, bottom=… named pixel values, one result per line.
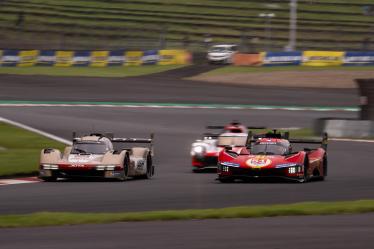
left=144, top=153, right=153, bottom=179
left=320, top=155, right=328, bottom=181
left=40, top=177, right=57, bottom=182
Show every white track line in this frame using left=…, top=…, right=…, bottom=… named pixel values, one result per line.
left=0, top=103, right=358, bottom=112
left=0, top=117, right=71, bottom=145
left=0, top=117, right=70, bottom=186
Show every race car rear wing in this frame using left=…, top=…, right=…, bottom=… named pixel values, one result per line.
left=206, top=126, right=266, bottom=130
left=203, top=126, right=265, bottom=139
left=246, top=130, right=328, bottom=150
left=202, top=133, right=220, bottom=139
left=111, top=133, right=154, bottom=151
left=289, top=133, right=328, bottom=150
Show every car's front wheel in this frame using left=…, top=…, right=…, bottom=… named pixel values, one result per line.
left=119, top=155, right=130, bottom=181
left=298, top=156, right=310, bottom=183
left=218, top=177, right=234, bottom=183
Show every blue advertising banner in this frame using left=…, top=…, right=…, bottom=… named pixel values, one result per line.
left=37, top=50, right=55, bottom=66
left=263, top=51, right=302, bottom=66
left=73, top=51, right=91, bottom=66
left=344, top=51, right=374, bottom=66
left=1, top=50, right=19, bottom=66
left=108, top=50, right=125, bottom=66
left=142, top=50, right=159, bottom=65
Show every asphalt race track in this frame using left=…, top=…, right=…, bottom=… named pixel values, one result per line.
left=0, top=68, right=373, bottom=248
left=0, top=106, right=372, bottom=215
left=1, top=214, right=373, bottom=249
left=0, top=73, right=358, bottom=107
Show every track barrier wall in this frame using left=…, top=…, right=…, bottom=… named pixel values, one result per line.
left=233, top=53, right=263, bottom=66
left=1, top=49, right=374, bottom=67
left=0, top=49, right=191, bottom=66
left=233, top=51, right=374, bottom=67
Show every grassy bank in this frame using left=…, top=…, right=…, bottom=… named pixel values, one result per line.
left=1, top=200, right=373, bottom=228
left=1, top=0, right=373, bottom=51
left=0, top=122, right=65, bottom=177
left=0, top=65, right=184, bottom=77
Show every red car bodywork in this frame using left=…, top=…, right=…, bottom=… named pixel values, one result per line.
left=217, top=137, right=327, bottom=182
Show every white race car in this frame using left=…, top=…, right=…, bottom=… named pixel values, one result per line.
left=191, top=122, right=263, bottom=172
left=39, top=133, right=154, bottom=181
left=207, top=44, right=238, bottom=64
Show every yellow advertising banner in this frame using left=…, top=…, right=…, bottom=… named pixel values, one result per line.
left=302, top=51, right=344, bottom=66
left=55, top=51, right=74, bottom=67
left=158, top=50, right=190, bottom=65
left=125, top=51, right=143, bottom=66
left=18, top=50, right=39, bottom=67
left=90, top=51, right=109, bottom=67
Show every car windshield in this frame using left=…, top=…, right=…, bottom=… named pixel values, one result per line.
left=71, top=142, right=109, bottom=154
left=217, top=136, right=247, bottom=146
left=209, top=47, right=230, bottom=53
left=251, top=143, right=288, bottom=155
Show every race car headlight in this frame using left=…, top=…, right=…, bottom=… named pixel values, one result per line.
left=288, top=166, right=302, bottom=174
left=191, top=146, right=205, bottom=156
left=41, top=164, right=59, bottom=170
left=222, top=165, right=230, bottom=172
left=96, top=165, right=116, bottom=171
left=288, top=167, right=296, bottom=174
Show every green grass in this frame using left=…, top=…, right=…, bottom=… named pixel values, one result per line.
left=0, top=122, right=65, bottom=177
left=0, top=200, right=373, bottom=228
left=0, top=65, right=185, bottom=77
left=203, top=65, right=374, bottom=76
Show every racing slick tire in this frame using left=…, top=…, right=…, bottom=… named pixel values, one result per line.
left=141, top=153, right=153, bottom=179
left=218, top=177, right=234, bottom=183
left=299, top=156, right=310, bottom=183
left=119, top=154, right=130, bottom=181
left=320, top=155, right=328, bottom=181
left=40, top=176, right=57, bottom=182
left=192, top=168, right=202, bottom=173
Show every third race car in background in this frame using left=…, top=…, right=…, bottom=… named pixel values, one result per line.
left=217, top=130, right=328, bottom=183
left=190, top=121, right=264, bottom=172
left=207, top=44, right=238, bottom=64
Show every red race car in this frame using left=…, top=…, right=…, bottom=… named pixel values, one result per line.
left=217, top=130, right=328, bottom=183
left=190, top=121, right=264, bottom=172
